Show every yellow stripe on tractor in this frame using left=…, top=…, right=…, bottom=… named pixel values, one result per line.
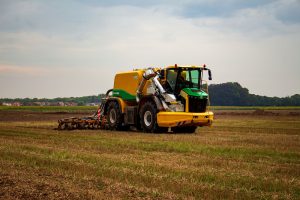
left=157, top=111, right=213, bottom=127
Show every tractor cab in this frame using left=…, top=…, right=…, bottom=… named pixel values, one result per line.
left=163, top=65, right=212, bottom=113
left=166, top=67, right=201, bottom=96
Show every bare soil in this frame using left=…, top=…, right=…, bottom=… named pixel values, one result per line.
left=0, top=109, right=300, bottom=199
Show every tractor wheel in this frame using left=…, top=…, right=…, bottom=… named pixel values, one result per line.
left=139, top=101, right=166, bottom=133
left=107, top=101, right=123, bottom=130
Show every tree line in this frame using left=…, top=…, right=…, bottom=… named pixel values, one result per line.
left=0, top=82, right=299, bottom=106
left=208, top=82, right=300, bottom=106
left=0, top=94, right=106, bottom=106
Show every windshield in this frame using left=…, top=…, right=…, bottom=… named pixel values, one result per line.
left=166, top=68, right=202, bottom=95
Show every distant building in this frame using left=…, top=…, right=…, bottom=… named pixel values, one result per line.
left=2, top=102, right=12, bottom=106
left=33, top=102, right=43, bottom=106
left=85, top=103, right=98, bottom=106
left=65, top=102, right=78, bottom=106
left=23, top=102, right=33, bottom=106
left=12, top=102, right=21, bottom=106
left=58, top=102, right=65, bottom=106
left=48, top=102, right=58, bottom=106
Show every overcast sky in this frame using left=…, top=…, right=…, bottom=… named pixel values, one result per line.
left=0, top=0, right=299, bottom=98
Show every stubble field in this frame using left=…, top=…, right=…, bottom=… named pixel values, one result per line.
left=0, top=107, right=299, bottom=199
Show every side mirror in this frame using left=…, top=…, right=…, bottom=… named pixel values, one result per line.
left=208, top=70, right=212, bottom=80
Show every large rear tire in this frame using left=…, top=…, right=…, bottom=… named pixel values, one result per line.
left=139, top=101, right=166, bottom=133
left=107, top=101, right=123, bottom=131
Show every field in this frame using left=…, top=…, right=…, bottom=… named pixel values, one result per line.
left=0, top=107, right=300, bottom=199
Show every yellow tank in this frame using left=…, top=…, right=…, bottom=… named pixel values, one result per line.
left=112, top=69, right=156, bottom=101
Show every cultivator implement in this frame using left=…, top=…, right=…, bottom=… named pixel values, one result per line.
left=57, top=102, right=108, bottom=130
left=57, top=116, right=108, bottom=130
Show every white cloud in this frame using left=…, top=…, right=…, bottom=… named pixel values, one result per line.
left=0, top=1, right=299, bottom=97
left=0, top=64, right=48, bottom=76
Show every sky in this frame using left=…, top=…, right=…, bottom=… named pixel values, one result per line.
left=0, top=0, right=299, bottom=98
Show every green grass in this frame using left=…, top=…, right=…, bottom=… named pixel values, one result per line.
left=0, top=112, right=300, bottom=199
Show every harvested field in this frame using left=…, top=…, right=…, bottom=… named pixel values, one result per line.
left=0, top=110, right=92, bottom=122
left=0, top=108, right=300, bottom=199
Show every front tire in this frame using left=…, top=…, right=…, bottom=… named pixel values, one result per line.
left=139, top=101, right=164, bottom=133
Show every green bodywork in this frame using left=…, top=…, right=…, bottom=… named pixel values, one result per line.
left=182, top=88, right=208, bottom=99
left=112, top=89, right=136, bottom=101
left=113, top=88, right=208, bottom=101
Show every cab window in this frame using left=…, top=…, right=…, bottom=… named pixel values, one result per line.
left=166, top=69, right=178, bottom=91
